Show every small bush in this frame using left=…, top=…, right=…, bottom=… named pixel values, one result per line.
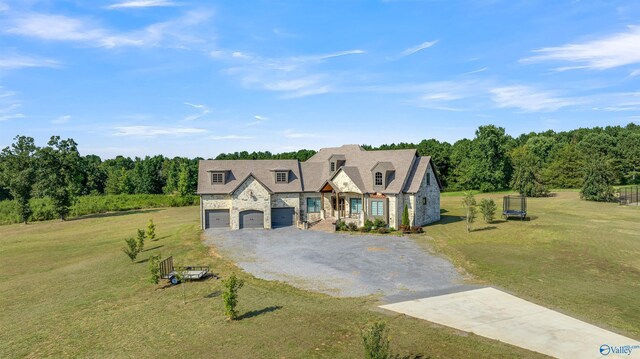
left=377, top=227, right=390, bottom=234
left=122, top=237, right=138, bottom=262
left=148, top=254, right=161, bottom=284
left=136, top=229, right=145, bottom=252
left=335, top=219, right=348, bottom=231
left=223, top=273, right=245, bottom=320
left=363, top=219, right=374, bottom=231
left=358, top=226, right=369, bottom=233
left=146, top=218, right=156, bottom=241
left=373, top=218, right=386, bottom=229
left=478, top=198, right=497, bottom=223
left=398, top=224, right=409, bottom=232
left=347, top=222, right=358, bottom=231
left=402, top=204, right=410, bottom=227
left=410, top=226, right=424, bottom=233
left=362, top=321, right=391, bottom=359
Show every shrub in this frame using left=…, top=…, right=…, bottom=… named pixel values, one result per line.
left=148, top=254, right=161, bottom=284
left=373, top=218, right=386, bottom=229
left=146, top=219, right=156, bottom=241
left=402, top=204, right=409, bottom=227
left=359, top=226, right=369, bottom=233
left=462, top=192, right=477, bottom=233
left=398, top=224, right=409, bottom=232
left=223, top=273, right=245, bottom=320
left=362, top=321, right=391, bottom=359
left=581, top=158, right=615, bottom=202
left=136, top=229, right=145, bottom=252
left=122, top=237, right=138, bottom=262
left=478, top=198, right=497, bottom=223
left=377, top=227, right=390, bottom=234
left=363, top=219, right=374, bottom=231
left=335, top=219, right=348, bottom=231
left=410, top=226, right=424, bottom=233
left=347, top=222, right=358, bottom=231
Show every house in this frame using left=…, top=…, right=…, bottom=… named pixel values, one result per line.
left=197, top=144, right=441, bottom=230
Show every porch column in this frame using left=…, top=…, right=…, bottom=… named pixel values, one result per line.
left=320, top=192, right=325, bottom=220
left=336, top=191, right=340, bottom=220
left=360, top=193, right=365, bottom=226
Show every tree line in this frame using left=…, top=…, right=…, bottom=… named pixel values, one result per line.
left=1, top=123, right=637, bottom=222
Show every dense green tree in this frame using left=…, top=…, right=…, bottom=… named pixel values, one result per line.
left=543, top=143, right=586, bottom=189
left=79, top=155, right=107, bottom=195
left=0, top=136, right=38, bottom=223
left=510, top=146, right=548, bottom=197
left=581, top=157, right=615, bottom=202
left=177, top=162, right=191, bottom=197
left=36, top=136, right=83, bottom=220
left=416, top=139, right=452, bottom=188
left=468, top=125, right=514, bottom=192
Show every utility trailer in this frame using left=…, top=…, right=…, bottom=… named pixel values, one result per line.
left=159, top=256, right=209, bottom=285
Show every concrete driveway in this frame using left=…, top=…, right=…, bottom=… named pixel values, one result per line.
left=203, top=227, right=470, bottom=301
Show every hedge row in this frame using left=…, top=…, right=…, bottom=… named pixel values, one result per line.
left=0, top=194, right=199, bottom=225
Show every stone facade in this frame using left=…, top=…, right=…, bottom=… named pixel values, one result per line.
left=230, top=176, right=271, bottom=230
left=414, top=164, right=441, bottom=225
left=271, top=193, right=300, bottom=225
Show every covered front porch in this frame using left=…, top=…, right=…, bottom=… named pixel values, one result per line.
left=319, top=182, right=365, bottom=226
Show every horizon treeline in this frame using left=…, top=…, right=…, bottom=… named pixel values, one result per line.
left=1, top=123, right=639, bottom=204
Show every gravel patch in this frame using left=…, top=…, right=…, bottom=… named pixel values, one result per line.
left=203, top=227, right=472, bottom=301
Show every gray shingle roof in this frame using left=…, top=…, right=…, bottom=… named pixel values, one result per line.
left=198, top=144, right=441, bottom=195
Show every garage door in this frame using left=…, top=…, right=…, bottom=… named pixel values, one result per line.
left=205, top=209, right=230, bottom=229
left=272, top=207, right=294, bottom=228
left=239, top=210, right=264, bottom=229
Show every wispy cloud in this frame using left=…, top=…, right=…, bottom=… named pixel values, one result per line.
left=463, top=67, right=488, bottom=75
left=183, top=102, right=209, bottom=121
left=0, top=85, right=24, bottom=121
left=283, top=129, right=318, bottom=138
left=214, top=49, right=365, bottom=98
left=521, top=25, right=640, bottom=70
left=4, top=11, right=212, bottom=49
left=490, top=86, right=576, bottom=112
left=0, top=113, right=25, bottom=122
left=51, top=115, right=71, bottom=124
left=399, top=40, right=438, bottom=57
left=246, top=114, right=268, bottom=126
left=630, top=69, right=640, bottom=77
left=0, top=54, right=59, bottom=69
left=107, top=0, right=179, bottom=9
left=113, top=125, right=206, bottom=137
left=209, top=135, right=254, bottom=140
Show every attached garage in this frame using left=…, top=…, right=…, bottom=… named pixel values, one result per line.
left=239, top=210, right=264, bottom=229
left=204, top=209, right=230, bottom=229
left=271, top=207, right=295, bottom=228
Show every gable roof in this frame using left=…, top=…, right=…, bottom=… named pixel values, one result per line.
left=197, top=159, right=302, bottom=194
left=329, top=166, right=366, bottom=193
left=403, top=156, right=443, bottom=192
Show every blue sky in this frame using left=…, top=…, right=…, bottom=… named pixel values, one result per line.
left=0, top=0, right=639, bottom=158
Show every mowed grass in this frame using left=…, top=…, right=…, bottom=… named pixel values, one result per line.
left=0, top=207, right=544, bottom=358
left=421, top=191, right=640, bottom=339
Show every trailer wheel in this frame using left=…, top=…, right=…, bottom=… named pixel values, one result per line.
left=170, top=276, right=180, bottom=285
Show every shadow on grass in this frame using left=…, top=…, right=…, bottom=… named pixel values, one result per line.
left=72, top=209, right=162, bottom=221
left=435, top=215, right=464, bottom=225
left=504, top=215, right=537, bottom=222
left=136, top=257, right=151, bottom=264
left=393, top=355, right=429, bottom=359
left=237, top=305, right=283, bottom=320
left=144, top=245, right=164, bottom=252
left=473, top=226, right=497, bottom=232
left=205, top=290, right=221, bottom=298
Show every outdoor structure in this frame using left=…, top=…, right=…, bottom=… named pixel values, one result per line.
left=619, top=186, right=640, bottom=206
left=503, top=195, right=527, bottom=220
left=197, top=144, right=442, bottom=230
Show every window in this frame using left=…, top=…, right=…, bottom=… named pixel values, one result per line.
left=371, top=200, right=384, bottom=216
left=276, top=171, right=288, bottom=183
left=330, top=162, right=336, bottom=172
left=426, top=173, right=431, bottom=186
left=350, top=198, right=362, bottom=214
left=307, top=198, right=321, bottom=213
left=422, top=197, right=427, bottom=205
left=374, top=172, right=383, bottom=186
left=211, top=172, right=223, bottom=184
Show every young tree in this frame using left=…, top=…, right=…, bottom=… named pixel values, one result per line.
left=136, top=229, right=146, bottom=252
left=462, top=192, right=477, bottom=233
left=177, top=162, right=190, bottom=198
left=122, top=237, right=138, bottom=262
left=146, top=219, right=156, bottom=241
left=148, top=254, right=161, bottom=285
left=223, top=273, right=245, bottom=320
left=361, top=321, right=391, bottom=359
left=510, top=146, right=548, bottom=197
left=37, top=136, right=82, bottom=220
left=581, top=157, right=615, bottom=202
left=478, top=198, right=497, bottom=223
left=0, top=136, right=38, bottom=224
left=402, top=204, right=410, bottom=228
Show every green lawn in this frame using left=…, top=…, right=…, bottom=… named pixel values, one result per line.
left=421, top=191, right=640, bottom=339
left=0, top=206, right=543, bottom=358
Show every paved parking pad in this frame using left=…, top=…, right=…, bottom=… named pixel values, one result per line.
left=204, top=227, right=467, bottom=300
left=380, top=287, right=640, bottom=359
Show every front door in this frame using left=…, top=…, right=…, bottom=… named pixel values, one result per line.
left=331, top=197, right=345, bottom=217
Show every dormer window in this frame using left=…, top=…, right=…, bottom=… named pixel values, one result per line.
left=374, top=172, right=383, bottom=186
left=211, top=172, right=224, bottom=184
left=330, top=162, right=336, bottom=172
left=276, top=171, right=288, bottom=183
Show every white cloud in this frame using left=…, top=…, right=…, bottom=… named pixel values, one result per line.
left=399, top=40, right=438, bottom=57
left=630, top=69, right=640, bottom=77
left=521, top=25, right=640, bottom=70
left=0, top=113, right=25, bottom=122
left=3, top=11, right=212, bottom=49
left=490, top=86, right=576, bottom=112
left=51, top=115, right=71, bottom=124
left=0, top=103, right=21, bottom=113
left=113, top=125, right=206, bottom=137
left=463, top=67, right=488, bottom=75
left=108, top=0, right=178, bottom=9
left=209, top=135, right=254, bottom=140
left=253, top=115, right=268, bottom=121
left=283, top=129, right=318, bottom=138
left=0, top=54, right=59, bottom=69
left=182, top=102, right=209, bottom=121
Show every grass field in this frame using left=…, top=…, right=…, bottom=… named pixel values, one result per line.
left=421, top=191, right=640, bottom=339
left=0, top=206, right=543, bottom=358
